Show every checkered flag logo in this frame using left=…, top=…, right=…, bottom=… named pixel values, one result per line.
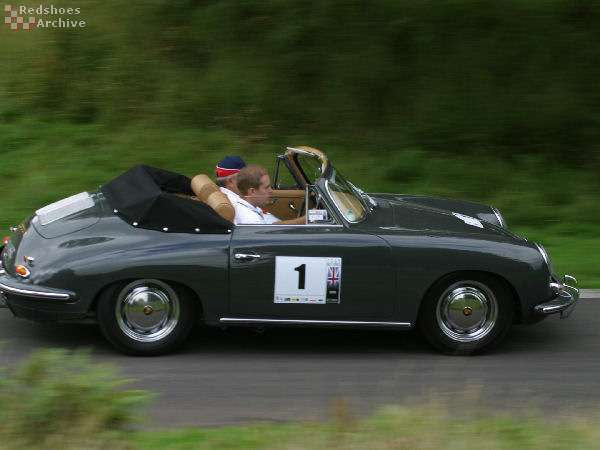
left=4, top=5, right=36, bottom=30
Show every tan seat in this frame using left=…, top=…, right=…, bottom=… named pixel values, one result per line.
left=190, top=174, right=235, bottom=222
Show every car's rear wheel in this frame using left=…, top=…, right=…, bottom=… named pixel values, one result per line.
left=97, top=279, right=195, bottom=356
left=418, top=274, right=514, bottom=355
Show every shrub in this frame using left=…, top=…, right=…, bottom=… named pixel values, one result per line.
left=0, top=348, right=153, bottom=448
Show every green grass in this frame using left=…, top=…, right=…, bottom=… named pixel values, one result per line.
left=0, top=349, right=600, bottom=450
left=4, top=349, right=600, bottom=449
left=0, top=348, right=152, bottom=449
left=128, top=403, right=600, bottom=449
left=0, top=120, right=597, bottom=287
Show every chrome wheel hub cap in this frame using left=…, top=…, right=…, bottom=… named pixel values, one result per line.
left=116, top=280, right=180, bottom=343
left=436, top=282, right=497, bottom=342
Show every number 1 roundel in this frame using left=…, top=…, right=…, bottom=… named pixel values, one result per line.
left=273, top=256, right=342, bottom=304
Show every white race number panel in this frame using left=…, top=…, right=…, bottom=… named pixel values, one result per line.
left=274, top=256, right=342, bottom=304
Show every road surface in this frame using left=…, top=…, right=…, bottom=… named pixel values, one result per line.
left=0, top=295, right=598, bottom=428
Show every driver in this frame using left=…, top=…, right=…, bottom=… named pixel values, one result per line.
left=232, top=164, right=280, bottom=225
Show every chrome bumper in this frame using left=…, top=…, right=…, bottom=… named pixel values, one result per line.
left=534, top=275, right=579, bottom=318
left=0, top=273, right=75, bottom=303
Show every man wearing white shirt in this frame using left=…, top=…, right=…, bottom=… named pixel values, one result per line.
left=233, top=164, right=281, bottom=225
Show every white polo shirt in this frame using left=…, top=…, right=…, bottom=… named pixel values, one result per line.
left=232, top=196, right=280, bottom=225
left=219, top=186, right=241, bottom=205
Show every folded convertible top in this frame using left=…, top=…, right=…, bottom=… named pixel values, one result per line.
left=100, top=165, right=232, bottom=234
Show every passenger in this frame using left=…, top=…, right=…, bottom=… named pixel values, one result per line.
left=215, top=155, right=246, bottom=205
left=233, top=164, right=280, bottom=225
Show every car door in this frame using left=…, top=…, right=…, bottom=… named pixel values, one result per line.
left=228, top=224, right=396, bottom=320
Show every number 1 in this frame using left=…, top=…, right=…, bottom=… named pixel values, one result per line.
left=294, top=264, right=306, bottom=289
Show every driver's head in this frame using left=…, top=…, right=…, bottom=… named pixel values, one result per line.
left=236, top=164, right=273, bottom=206
left=215, top=155, right=246, bottom=193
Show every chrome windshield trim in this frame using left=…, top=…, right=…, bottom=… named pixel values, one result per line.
left=0, top=281, right=72, bottom=300
left=286, top=146, right=317, bottom=157
left=325, top=178, right=367, bottom=224
left=220, top=318, right=412, bottom=327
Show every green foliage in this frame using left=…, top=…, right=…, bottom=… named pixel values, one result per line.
left=1, top=1, right=598, bottom=285
left=2, top=0, right=600, bottom=163
left=0, top=348, right=153, bottom=448
left=131, top=402, right=600, bottom=449
left=0, top=120, right=598, bottom=286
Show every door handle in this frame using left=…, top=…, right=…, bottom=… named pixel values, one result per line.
left=234, top=252, right=261, bottom=261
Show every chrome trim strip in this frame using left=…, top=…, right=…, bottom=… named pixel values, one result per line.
left=219, top=317, right=412, bottom=327
left=491, top=207, right=506, bottom=228
left=0, top=281, right=72, bottom=300
left=236, top=224, right=343, bottom=228
left=534, top=243, right=552, bottom=271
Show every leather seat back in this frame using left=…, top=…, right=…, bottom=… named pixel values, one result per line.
left=191, top=174, right=235, bottom=222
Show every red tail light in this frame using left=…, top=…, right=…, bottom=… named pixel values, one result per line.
left=2, top=236, right=9, bottom=245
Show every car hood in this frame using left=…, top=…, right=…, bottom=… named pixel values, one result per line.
left=367, top=195, right=521, bottom=240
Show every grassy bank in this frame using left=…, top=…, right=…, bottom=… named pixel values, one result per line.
left=2, top=0, right=598, bottom=287
left=3, top=349, right=600, bottom=449
left=131, top=405, right=600, bottom=449
left=3, top=1, right=600, bottom=164
left=0, top=120, right=597, bottom=286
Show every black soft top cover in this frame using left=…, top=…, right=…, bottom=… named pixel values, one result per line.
left=100, top=165, right=232, bottom=234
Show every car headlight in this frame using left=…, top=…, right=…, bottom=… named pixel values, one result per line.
left=491, top=207, right=507, bottom=229
left=535, top=243, right=553, bottom=274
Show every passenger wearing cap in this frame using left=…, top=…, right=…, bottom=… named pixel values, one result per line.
left=215, top=155, right=246, bottom=205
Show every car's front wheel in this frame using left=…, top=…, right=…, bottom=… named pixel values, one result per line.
left=418, top=274, right=514, bottom=355
left=97, top=279, right=195, bottom=356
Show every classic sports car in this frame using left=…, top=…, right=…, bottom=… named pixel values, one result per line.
left=0, top=146, right=578, bottom=355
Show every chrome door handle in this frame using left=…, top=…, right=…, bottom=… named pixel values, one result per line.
left=234, top=252, right=261, bottom=261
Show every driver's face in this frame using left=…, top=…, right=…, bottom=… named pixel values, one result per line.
left=248, top=174, right=273, bottom=206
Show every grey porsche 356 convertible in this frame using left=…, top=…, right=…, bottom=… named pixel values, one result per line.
left=0, top=146, right=578, bottom=355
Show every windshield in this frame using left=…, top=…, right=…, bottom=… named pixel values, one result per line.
left=326, top=168, right=367, bottom=222
left=296, top=153, right=324, bottom=184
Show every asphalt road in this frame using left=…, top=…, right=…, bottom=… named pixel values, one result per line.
left=1, top=296, right=599, bottom=428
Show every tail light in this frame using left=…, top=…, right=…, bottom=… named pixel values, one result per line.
left=15, top=265, right=30, bottom=278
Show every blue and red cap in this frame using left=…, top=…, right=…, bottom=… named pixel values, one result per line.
left=216, top=155, right=246, bottom=178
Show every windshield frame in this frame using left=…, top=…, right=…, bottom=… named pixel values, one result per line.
left=323, top=168, right=369, bottom=224
left=279, top=146, right=372, bottom=225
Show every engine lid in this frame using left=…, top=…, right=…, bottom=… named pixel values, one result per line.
left=32, top=192, right=101, bottom=238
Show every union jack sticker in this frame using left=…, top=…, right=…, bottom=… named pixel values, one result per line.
left=327, top=266, right=340, bottom=287
left=325, top=259, right=341, bottom=304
